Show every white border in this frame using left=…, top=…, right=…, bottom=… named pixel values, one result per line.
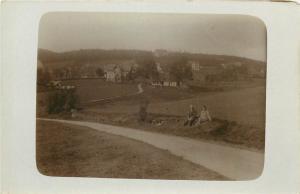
left=1, top=1, right=300, bottom=194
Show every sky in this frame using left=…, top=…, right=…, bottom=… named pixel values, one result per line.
left=39, top=13, right=267, bottom=62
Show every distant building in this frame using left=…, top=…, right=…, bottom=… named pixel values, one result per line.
left=104, top=63, right=132, bottom=82
left=151, top=71, right=181, bottom=88
left=154, top=49, right=169, bottom=57
left=156, top=63, right=164, bottom=73
left=114, top=65, right=122, bottom=82
left=188, top=61, right=222, bottom=82
left=151, top=80, right=180, bottom=87
left=151, top=81, right=163, bottom=87
left=190, top=61, right=203, bottom=71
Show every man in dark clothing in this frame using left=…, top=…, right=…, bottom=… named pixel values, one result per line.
left=184, top=105, right=198, bottom=126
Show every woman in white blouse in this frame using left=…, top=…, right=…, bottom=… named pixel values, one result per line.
left=197, top=105, right=212, bottom=125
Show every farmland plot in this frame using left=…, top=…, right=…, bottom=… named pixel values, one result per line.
left=148, top=86, right=266, bottom=129
left=91, top=86, right=265, bottom=129
left=62, top=79, right=138, bottom=103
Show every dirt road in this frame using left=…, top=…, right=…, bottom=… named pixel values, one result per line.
left=37, top=118, right=264, bottom=180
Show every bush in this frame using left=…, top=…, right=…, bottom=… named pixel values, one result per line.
left=47, top=89, right=79, bottom=114
left=96, top=68, right=105, bottom=77
left=138, top=97, right=150, bottom=122
left=37, top=69, right=51, bottom=86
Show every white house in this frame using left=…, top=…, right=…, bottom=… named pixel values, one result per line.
left=190, top=61, right=203, bottom=71
left=156, top=63, right=164, bottom=73
left=104, top=65, right=122, bottom=82
left=105, top=70, right=116, bottom=82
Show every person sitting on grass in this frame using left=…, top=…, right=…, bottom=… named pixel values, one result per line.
left=197, top=105, right=212, bottom=125
left=184, top=105, right=198, bottom=126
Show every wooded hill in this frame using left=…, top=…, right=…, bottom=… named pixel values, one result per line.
left=38, top=48, right=266, bottom=69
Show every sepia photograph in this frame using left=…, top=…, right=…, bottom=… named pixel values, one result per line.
left=36, top=13, right=266, bottom=181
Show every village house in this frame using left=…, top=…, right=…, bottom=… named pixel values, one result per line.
left=153, top=49, right=169, bottom=57
left=105, top=70, right=115, bottom=82
left=151, top=79, right=180, bottom=88
left=103, top=61, right=134, bottom=82
left=190, top=61, right=203, bottom=71
left=188, top=61, right=223, bottom=82
left=104, top=65, right=121, bottom=82
left=156, top=63, right=164, bottom=74
left=151, top=63, right=181, bottom=87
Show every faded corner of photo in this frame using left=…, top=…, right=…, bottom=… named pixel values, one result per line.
left=35, top=12, right=267, bottom=181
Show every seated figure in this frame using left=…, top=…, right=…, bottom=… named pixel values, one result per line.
left=184, top=105, right=198, bottom=126
left=197, top=105, right=212, bottom=125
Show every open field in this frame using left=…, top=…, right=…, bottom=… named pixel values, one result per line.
left=38, top=79, right=265, bottom=150
left=62, top=79, right=138, bottom=103
left=149, top=86, right=266, bottom=129
left=75, top=85, right=265, bottom=150
left=36, top=120, right=227, bottom=180
left=83, top=79, right=265, bottom=105
left=88, top=86, right=265, bottom=129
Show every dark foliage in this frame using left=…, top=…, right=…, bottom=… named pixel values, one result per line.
left=138, top=97, right=150, bottom=122
left=168, top=56, right=193, bottom=82
left=95, top=68, right=105, bottom=77
left=47, top=89, right=79, bottom=114
left=37, top=69, right=51, bottom=86
left=135, top=54, right=159, bottom=80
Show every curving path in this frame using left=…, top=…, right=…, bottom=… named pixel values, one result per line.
left=37, top=118, right=264, bottom=180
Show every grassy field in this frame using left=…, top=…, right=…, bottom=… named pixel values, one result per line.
left=88, top=86, right=265, bottom=129
left=64, top=111, right=264, bottom=150
left=148, top=86, right=266, bottom=129
left=37, top=79, right=266, bottom=150
left=62, top=79, right=138, bottom=103
left=36, top=120, right=227, bottom=180
left=78, top=85, right=265, bottom=150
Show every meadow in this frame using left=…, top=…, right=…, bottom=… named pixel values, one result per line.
left=148, top=86, right=266, bottom=129
left=87, top=84, right=266, bottom=129
left=38, top=79, right=266, bottom=150
left=62, top=79, right=138, bottom=103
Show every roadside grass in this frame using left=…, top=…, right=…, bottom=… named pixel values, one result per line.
left=36, top=120, right=228, bottom=180
left=63, top=111, right=264, bottom=150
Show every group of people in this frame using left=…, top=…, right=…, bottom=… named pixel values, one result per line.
left=184, top=105, right=212, bottom=127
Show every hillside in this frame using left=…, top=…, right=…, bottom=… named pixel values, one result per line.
left=38, top=48, right=266, bottom=69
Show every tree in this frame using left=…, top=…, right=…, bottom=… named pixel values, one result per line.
left=135, top=54, right=159, bottom=80
left=138, top=97, right=150, bottom=122
left=96, top=67, right=105, bottom=77
left=47, top=89, right=79, bottom=114
left=37, top=68, right=51, bottom=86
left=169, top=56, right=192, bottom=82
